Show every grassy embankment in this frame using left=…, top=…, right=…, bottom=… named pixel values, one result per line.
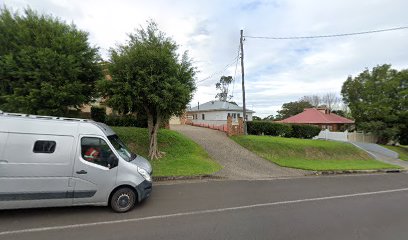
left=113, top=127, right=222, bottom=177
left=383, top=145, right=408, bottom=161
left=232, top=135, right=400, bottom=171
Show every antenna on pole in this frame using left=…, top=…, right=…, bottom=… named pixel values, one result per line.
left=240, top=29, right=248, bottom=135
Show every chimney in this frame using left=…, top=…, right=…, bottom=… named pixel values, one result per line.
left=317, top=107, right=328, bottom=114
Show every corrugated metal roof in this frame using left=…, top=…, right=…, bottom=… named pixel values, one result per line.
left=188, top=101, right=255, bottom=113
left=277, top=108, right=354, bottom=124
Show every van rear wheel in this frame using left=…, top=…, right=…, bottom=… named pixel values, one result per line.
left=110, top=187, right=136, bottom=213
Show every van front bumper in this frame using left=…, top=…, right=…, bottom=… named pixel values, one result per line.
left=136, top=180, right=152, bottom=202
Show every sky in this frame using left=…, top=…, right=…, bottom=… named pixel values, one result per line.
left=3, top=0, right=408, bottom=117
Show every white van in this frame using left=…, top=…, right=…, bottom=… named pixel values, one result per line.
left=0, top=111, right=152, bottom=213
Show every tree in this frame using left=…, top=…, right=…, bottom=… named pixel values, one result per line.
left=98, top=21, right=196, bottom=160
left=0, top=7, right=101, bottom=115
left=215, top=75, right=233, bottom=101
left=275, top=101, right=313, bottom=120
left=263, top=115, right=274, bottom=121
left=252, top=115, right=262, bottom=121
left=322, top=92, right=340, bottom=111
left=341, top=64, right=407, bottom=144
left=300, top=95, right=321, bottom=107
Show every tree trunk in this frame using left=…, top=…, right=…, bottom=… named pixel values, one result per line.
left=146, top=108, right=163, bottom=160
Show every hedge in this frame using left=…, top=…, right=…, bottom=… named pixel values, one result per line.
left=289, top=124, right=321, bottom=139
left=247, top=121, right=320, bottom=139
left=247, top=121, right=292, bottom=137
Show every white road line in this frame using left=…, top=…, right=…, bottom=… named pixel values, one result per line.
left=1, top=187, right=408, bottom=236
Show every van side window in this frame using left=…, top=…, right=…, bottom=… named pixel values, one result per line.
left=81, top=137, right=118, bottom=168
left=33, top=141, right=56, bottom=153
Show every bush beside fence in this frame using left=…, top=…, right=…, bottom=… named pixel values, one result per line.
left=247, top=121, right=320, bottom=139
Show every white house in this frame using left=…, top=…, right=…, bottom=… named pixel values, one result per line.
left=186, top=101, right=255, bottom=125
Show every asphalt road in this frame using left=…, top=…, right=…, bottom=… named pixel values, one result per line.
left=1, top=173, right=408, bottom=240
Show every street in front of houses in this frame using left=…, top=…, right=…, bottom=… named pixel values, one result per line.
left=1, top=173, right=408, bottom=240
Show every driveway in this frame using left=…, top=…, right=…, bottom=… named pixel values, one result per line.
left=171, top=125, right=308, bottom=179
left=351, top=142, right=408, bottom=170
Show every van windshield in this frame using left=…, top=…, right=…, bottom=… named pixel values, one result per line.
left=107, top=135, right=135, bottom=162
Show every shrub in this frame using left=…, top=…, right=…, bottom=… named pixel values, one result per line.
left=247, top=121, right=292, bottom=137
left=90, top=106, right=106, bottom=122
left=247, top=121, right=320, bottom=139
left=289, top=124, right=321, bottom=139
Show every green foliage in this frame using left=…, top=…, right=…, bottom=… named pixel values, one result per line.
left=90, top=106, right=106, bottom=122
left=0, top=7, right=101, bottom=115
left=252, top=115, right=262, bottom=120
left=112, top=127, right=222, bottom=176
left=247, top=121, right=321, bottom=139
left=247, top=121, right=292, bottom=137
left=98, top=21, right=196, bottom=159
left=341, top=65, right=407, bottom=144
left=289, top=124, right=321, bottom=139
left=275, top=100, right=313, bottom=120
left=98, top=21, right=195, bottom=120
left=105, top=115, right=148, bottom=128
left=232, top=135, right=399, bottom=170
left=263, top=115, right=274, bottom=121
left=215, top=75, right=233, bottom=101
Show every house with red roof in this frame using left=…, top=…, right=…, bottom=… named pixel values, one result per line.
left=277, top=107, right=354, bottom=131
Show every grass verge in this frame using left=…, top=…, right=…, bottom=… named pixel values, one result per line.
left=383, top=145, right=408, bottom=161
left=231, top=135, right=400, bottom=171
left=113, top=127, right=222, bottom=177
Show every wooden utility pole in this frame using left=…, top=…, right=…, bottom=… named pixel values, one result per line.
left=240, top=29, right=247, bottom=135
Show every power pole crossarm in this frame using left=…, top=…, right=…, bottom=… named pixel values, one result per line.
left=240, top=29, right=248, bottom=135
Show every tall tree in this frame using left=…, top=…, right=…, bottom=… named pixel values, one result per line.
left=300, top=95, right=321, bottom=107
left=322, top=92, right=340, bottom=111
left=342, top=64, right=407, bottom=144
left=215, top=75, right=233, bottom=101
left=98, top=21, right=196, bottom=159
left=0, top=7, right=101, bottom=115
left=275, top=101, right=313, bottom=120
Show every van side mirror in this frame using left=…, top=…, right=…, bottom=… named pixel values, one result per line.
left=108, top=155, right=119, bottom=169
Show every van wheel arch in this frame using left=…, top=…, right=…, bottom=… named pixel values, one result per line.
left=108, top=185, right=138, bottom=212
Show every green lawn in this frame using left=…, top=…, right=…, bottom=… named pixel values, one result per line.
left=113, top=127, right=222, bottom=177
left=383, top=145, right=408, bottom=161
left=231, top=135, right=400, bottom=171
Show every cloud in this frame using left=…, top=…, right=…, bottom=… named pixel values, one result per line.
left=3, top=0, right=408, bottom=117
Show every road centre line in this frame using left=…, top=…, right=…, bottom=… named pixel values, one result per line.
left=1, top=187, right=408, bottom=236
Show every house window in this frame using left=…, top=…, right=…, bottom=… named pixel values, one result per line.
left=202, top=114, right=205, bottom=120
left=237, top=113, right=240, bottom=118
left=33, top=140, right=56, bottom=153
left=232, top=113, right=236, bottom=119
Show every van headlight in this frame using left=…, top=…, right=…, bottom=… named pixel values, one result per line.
left=137, top=167, right=152, bottom=182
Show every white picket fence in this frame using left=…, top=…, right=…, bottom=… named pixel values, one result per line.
left=315, top=129, right=378, bottom=143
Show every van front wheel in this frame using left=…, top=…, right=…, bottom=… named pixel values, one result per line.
left=110, top=187, right=136, bottom=213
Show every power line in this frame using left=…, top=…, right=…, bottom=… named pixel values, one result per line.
left=230, top=43, right=241, bottom=99
left=244, top=26, right=408, bottom=40
left=196, top=55, right=239, bottom=84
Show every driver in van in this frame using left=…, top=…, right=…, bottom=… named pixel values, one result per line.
left=84, top=147, right=100, bottom=162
